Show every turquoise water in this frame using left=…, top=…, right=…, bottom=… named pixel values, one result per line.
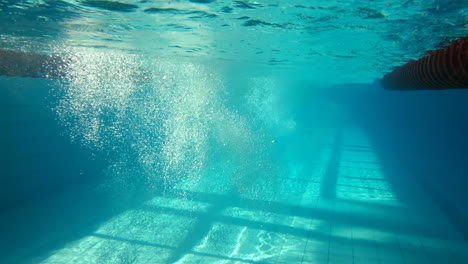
left=1, top=1, right=467, bottom=264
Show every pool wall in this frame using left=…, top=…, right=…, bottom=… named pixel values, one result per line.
left=0, top=76, right=107, bottom=210
left=334, top=82, right=468, bottom=240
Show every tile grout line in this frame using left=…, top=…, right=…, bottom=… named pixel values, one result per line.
left=300, top=193, right=321, bottom=264
left=326, top=198, right=336, bottom=264
left=350, top=200, right=355, bottom=264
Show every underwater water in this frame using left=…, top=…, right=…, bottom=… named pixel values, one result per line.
left=1, top=0, right=467, bottom=263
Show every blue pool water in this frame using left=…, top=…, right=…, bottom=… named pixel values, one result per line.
left=1, top=1, right=467, bottom=263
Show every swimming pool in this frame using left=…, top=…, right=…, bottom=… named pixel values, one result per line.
left=1, top=1, right=467, bottom=263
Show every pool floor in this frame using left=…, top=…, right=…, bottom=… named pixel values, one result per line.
left=5, top=126, right=468, bottom=264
